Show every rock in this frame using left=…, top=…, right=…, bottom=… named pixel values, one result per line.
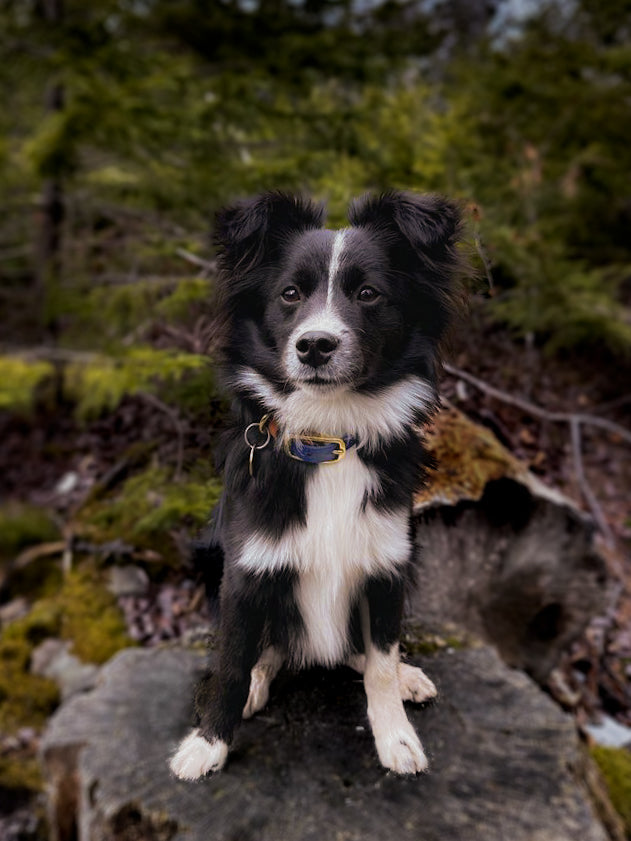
left=31, top=639, right=99, bottom=700
left=41, top=644, right=612, bottom=841
left=0, top=597, right=30, bottom=626
left=585, top=715, right=631, bottom=749
left=412, top=407, right=609, bottom=681
left=107, top=565, right=150, bottom=598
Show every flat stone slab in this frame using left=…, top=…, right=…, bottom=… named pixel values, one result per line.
left=41, top=644, right=608, bottom=841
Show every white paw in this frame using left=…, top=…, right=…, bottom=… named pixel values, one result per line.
left=169, top=728, right=228, bottom=780
left=242, top=667, right=271, bottom=719
left=398, top=663, right=437, bottom=704
left=374, top=723, right=429, bottom=775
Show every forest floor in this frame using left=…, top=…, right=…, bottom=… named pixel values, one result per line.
left=0, top=300, right=630, bottom=837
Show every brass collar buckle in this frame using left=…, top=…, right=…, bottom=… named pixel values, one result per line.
left=284, top=433, right=350, bottom=465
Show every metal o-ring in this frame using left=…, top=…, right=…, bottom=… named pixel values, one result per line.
left=244, top=422, right=271, bottom=450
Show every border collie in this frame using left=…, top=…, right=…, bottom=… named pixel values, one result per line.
left=170, top=190, right=463, bottom=779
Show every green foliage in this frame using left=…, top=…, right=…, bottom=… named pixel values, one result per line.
left=0, top=504, right=60, bottom=562
left=1, top=0, right=631, bottom=358
left=64, top=347, right=210, bottom=421
left=591, top=745, right=631, bottom=833
left=0, top=359, right=55, bottom=413
left=79, top=464, right=222, bottom=556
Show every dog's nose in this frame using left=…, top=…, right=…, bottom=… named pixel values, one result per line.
left=295, top=331, right=339, bottom=368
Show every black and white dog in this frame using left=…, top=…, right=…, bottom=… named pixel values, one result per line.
left=170, top=190, right=463, bottom=780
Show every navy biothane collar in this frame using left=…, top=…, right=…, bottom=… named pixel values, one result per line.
left=284, top=433, right=357, bottom=465
left=244, top=413, right=357, bottom=472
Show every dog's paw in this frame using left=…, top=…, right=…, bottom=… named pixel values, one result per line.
left=398, top=663, right=437, bottom=704
left=242, top=666, right=271, bottom=719
left=374, top=723, right=429, bottom=775
left=169, top=728, right=228, bottom=780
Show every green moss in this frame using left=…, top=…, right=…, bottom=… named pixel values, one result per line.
left=0, top=503, right=61, bottom=562
left=79, top=464, right=221, bottom=559
left=0, top=357, right=55, bottom=413
left=0, top=632, right=59, bottom=732
left=591, top=745, right=631, bottom=833
left=401, top=624, right=468, bottom=656
left=158, top=364, right=223, bottom=418
left=0, top=754, right=44, bottom=794
left=0, top=564, right=131, bottom=731
left=415, top=406, right=528, bottom=509
left=57, top=566, right=132, bottom=664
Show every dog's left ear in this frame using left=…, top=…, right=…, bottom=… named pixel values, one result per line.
left=348, top=190, right=463, bottom=276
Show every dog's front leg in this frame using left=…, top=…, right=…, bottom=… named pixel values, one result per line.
left=361, top=577, right=429, bottom=775
left=170, top=586, right=264, bottom=780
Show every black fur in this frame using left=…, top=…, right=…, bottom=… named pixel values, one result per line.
left=174, top=190, right=464, bottom=776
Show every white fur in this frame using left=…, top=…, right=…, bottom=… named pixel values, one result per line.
left=363, top=643, right=428, bottom=774
left=398, top=662, right=438, bottom=703
left=242, top=647, right=284, bottom=719
left=327, top=229, right=347, bottom=306
left=347, top=655, right=438, bottom=704
left=237, top=450, right=411, bottom=667
left=169, top=729, right=229, bottom=780
left=234, top=368, right=435, bottom=451
left=283, top=309, right=358, bottom=385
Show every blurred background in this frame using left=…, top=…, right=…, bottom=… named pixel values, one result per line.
left=0, top=0, right=630, bottom=837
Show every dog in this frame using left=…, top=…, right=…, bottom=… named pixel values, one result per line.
left=169, top=190, right=464, bottom=780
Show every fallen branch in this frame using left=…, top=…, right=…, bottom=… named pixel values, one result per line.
left=444, top=362, right=630, bottom=546
left=12, top=540, right=67, bottom=570
left=444, top=363, right=631, bottom=444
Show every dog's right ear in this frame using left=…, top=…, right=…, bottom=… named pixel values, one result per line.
left=214, top=192, right=326, bottom=277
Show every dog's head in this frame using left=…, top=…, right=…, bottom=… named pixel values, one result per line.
left=214, top=190, right=464, bottom=403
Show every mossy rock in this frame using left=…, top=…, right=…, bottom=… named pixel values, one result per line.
left=591, top=745, right=631, bottom=834
left=0, top=564, right=132, bottom=732
left=0, top=633, right=59, bottom=732
left=415, top=406, right=530, bottom=509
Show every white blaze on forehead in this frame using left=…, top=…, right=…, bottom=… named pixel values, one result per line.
left=326, top=230, right=348, bottom=307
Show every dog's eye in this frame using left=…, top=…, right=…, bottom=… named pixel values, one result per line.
left=357, top=286, right=380, bottom=303
left=281, top=286, right=301, bottom=303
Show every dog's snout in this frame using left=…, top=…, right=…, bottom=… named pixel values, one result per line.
left=295, top=331, right=339, bottom=368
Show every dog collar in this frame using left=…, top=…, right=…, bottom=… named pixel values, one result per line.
left=284, top=433, right=357, bottom=465
left=244, top=413, right=357, bottom=472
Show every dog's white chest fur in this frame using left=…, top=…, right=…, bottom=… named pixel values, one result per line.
left=237, top=450, right=411, bottom=666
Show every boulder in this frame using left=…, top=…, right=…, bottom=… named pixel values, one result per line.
left=412, top=407, right=609, bottom=681
left=41, top=644, right=614, bottom=841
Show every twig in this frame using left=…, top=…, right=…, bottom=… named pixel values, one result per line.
left=13, top=541, right=67, bottom=570
left=138, top=391, right=185, bottom=480
left=444, top=363, right=631, bottom=444
left=444, top=362, right=630, bottom=546
left=570, top=417, right=615, bottom=545
left=472, top=229, right=494, bottom=291
left=175, top=248, right=216, bottom=277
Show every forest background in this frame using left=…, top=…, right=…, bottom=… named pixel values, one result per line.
left=0, top=0, right=630, bottom=834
